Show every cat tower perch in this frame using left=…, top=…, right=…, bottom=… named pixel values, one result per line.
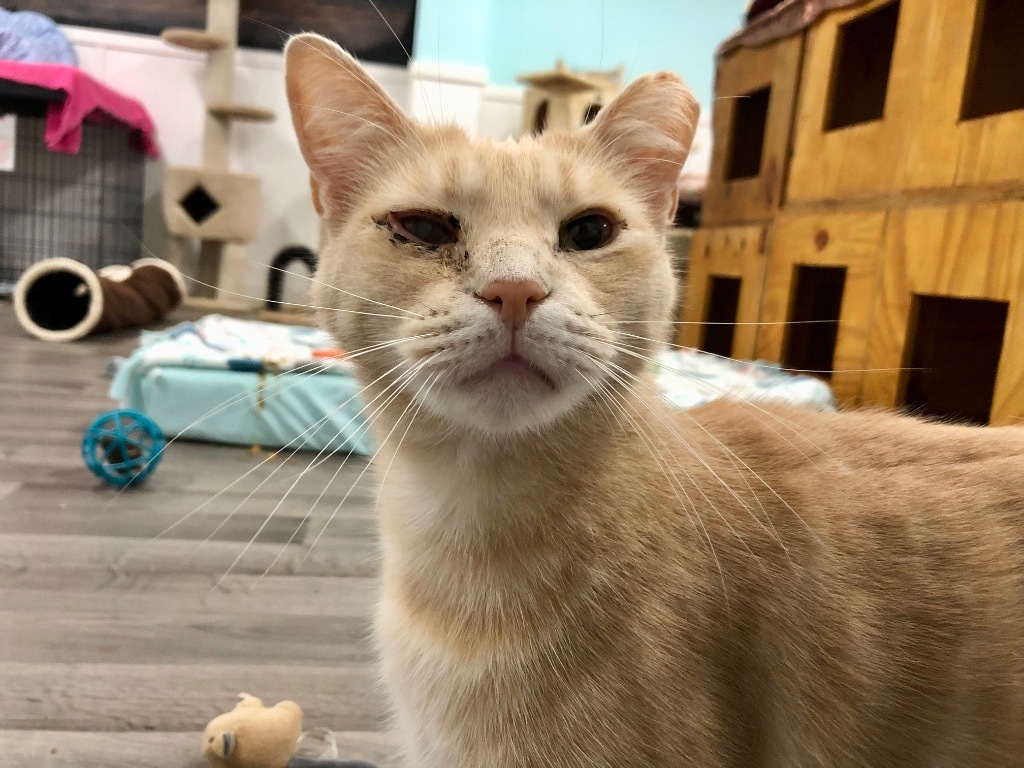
left=517, top=60, right=623, bottom=135
left=161, top=0, right=273, bottom=308
left=683, top=0, right=1024, bottom=426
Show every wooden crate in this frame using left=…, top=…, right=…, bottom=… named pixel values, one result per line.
left=755, top=211, right=886, bottom=404
left=787, top=0, right=1024, bottom=203
left=786, top=0, right=917, bottom=203
left=862, top=201, right=1024, bottom=424
left=898, top=0, right=1024, bottom=191
left=703, top=36, right=804, bottom=226
left=677, top=224, right=768, bottom=360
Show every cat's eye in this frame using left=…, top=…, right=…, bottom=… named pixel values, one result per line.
left=559, top=211, right=617, bottom=252
left=386, top=211, right=459, bottom=247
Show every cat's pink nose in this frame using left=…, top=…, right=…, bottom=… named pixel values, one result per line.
left=476, top=279, right=548, bottom=331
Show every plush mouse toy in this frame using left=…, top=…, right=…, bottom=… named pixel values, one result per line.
left=203, top=693, right=303, bottom=768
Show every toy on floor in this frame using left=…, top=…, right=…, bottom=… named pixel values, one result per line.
left=203, top=693, right=302, bottom=768
left=81, top=408, right=165, bottom=487
left=13, top=256, right=185, bottom=342
left=202, top=694, right=377, bottom=768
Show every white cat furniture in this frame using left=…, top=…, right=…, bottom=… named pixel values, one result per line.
left=161, top=0, right=274, bottom=306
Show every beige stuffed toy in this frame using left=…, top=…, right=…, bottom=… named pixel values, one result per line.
left=203, top=693, right=303, bottom=768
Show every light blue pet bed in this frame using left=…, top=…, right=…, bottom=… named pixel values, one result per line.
left=110, top=315, right=373, bottom=455
left=110, top=315, right=834, bottom=456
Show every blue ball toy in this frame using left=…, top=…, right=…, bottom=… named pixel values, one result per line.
left=82, top=409, right=165, bottom=487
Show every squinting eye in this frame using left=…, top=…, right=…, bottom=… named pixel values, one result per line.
left=560, top=212, right=617, bottom=251
left=387, top=211, right=459, bottom=247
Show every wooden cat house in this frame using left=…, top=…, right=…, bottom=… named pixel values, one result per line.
left=681, top=0, right=1024, bottom=425
left=518, top=60, right=623, bottom=135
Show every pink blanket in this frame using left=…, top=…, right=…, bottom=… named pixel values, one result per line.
left=0, top=60, right=159, bottom=157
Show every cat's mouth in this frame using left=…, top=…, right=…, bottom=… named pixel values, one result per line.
left=462, top=354, right=557, bottom=390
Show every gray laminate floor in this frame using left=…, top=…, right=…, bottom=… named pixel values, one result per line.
left=0, top=301, right=395, bottom=767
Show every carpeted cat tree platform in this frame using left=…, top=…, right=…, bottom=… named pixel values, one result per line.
left=13, top=256, right=185, bottom=341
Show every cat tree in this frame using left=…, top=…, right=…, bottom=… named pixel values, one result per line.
left=160, top=0, right=274, bottom=305
left=683, top=0, right=1024, bottom=426
left=517, top=60, right=623, bottom=135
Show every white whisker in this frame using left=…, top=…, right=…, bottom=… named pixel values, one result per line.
left=206, top=358, right=426, bottom=587
left=585, top=334, right=834, bottom=471
left=264, top=260, right=427, bottom=318
left=136, top=337, right=429, bottom=544
left=577, top=367, right=731, bottom=606
left=596, top=355, right=791, bottom=555
left=294, top=356, right=440, bottom=573
left=177, top=271, right=414, bottom=319
left=251, top=359, right=437, bottom=585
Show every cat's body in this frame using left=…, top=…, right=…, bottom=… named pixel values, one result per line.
left=284, top=35, right=1024, bottom=766
left=373, top=398, right=1024, bottom=767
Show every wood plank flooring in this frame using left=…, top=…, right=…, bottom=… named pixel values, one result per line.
left=0, top=303, right=395, bottom=767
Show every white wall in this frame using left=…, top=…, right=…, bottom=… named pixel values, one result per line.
left=62, top=26, right=523, bottom=305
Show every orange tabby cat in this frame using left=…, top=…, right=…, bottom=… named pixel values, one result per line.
left=285, top=33, right=1024, bottom=767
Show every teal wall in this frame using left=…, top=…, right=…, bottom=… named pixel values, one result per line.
left=413, top=0, right=749, bottom=108
left=412, top=0, right=492, bottom=71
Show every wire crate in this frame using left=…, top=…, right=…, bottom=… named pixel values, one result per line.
left=0, top=112, right=146, bottom=295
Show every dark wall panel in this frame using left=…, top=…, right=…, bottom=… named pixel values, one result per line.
left=7, top=0, right=416, bottom=66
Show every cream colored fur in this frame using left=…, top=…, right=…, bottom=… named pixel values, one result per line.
left=285, top=34, right=1024, bottom=767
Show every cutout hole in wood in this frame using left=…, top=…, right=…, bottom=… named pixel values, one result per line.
left=725, top=86, right=771, bottom=180
left=782, top=265, right=846, bottom=379
left=900, top=294, right=1008, bottom=425
left=961, top=0, right=1024, bottom=120
left=701, top=275, right=742, bottom=358
left=824, top=1, right=900, bottom=131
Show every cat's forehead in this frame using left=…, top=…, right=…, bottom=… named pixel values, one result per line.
left=386, top=129, right=636, bottom=221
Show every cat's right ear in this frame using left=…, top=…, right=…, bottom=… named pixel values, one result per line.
left=587, top=72, right=699, bottom=226
left=285, top=34, right=414, bottom=220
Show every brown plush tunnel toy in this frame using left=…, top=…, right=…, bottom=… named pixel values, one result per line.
left=203, top=693, right=303, bottom=768
left=13, top=256, right=185, bottom=342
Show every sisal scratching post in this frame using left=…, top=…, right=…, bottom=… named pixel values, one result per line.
left=13, top=257, right=185, bottom=342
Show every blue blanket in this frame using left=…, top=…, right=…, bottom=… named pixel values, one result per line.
left=0, top=9, right=77, bottom=66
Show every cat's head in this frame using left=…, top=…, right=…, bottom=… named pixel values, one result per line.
left=285, top=35, right=698, bottom=436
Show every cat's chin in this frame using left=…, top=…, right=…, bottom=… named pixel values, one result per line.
left=416, top=372, right=589, bottom=436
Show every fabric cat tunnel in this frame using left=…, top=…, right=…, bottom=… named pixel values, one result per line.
left=13, top=256, right=186, bottom=342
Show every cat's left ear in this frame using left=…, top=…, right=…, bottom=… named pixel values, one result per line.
left=285, top=33, right=415, bottom=221
left=588, top=73, right=699, bottom=225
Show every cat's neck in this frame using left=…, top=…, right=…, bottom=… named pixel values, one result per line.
left=369, top=374, right=659, bottom=545
left=369, top=378, right=667, bottom=640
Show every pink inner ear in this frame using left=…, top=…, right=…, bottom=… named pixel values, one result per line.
left=588, top=72, right=699, bottom=218
left=285, top=34, right=415, bottom=220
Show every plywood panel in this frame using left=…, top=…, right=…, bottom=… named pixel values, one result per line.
left=899, top=0, right=1024, bottom=190
left=703, top=36, right=804, bottom=226
left=678, top=225, right=768, bottom=360
left=862, top=202, right=1024, bottom=424
left=789, top=0, right=1024, bottom=200
left=756, top=211, right=887, bottom=404
left=787, top=0, right=927, bottom=202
